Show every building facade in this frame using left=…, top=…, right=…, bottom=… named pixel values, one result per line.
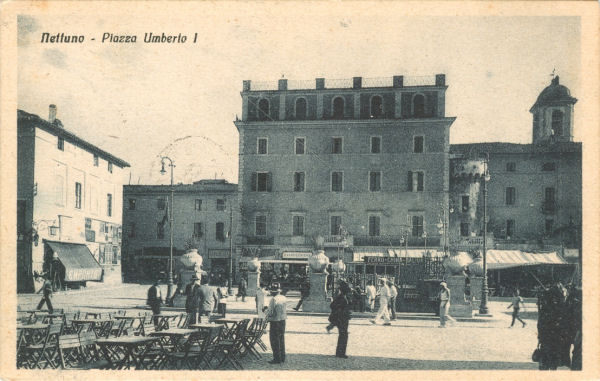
left=235, top=75, right=455, bottom=277
left=449, top=76, right=581, bottom=253
left=17, top=106, right=130, bottom=293
left=121, top=179, right=239, bottom=283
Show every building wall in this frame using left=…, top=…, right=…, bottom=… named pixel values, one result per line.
left=17, top=126, right=36, bottom=292
left=121, top=181, right=239, bottom=282
left=27, top=125, right=128, bottom=289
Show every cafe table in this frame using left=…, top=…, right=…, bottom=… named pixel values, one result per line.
left=17, top=323, right=50, bottom=347
left=152, top=314, right=180, bottom=331
left=112, top=315, right=145, bottom=332
left=149, top=328, right=197, bottom=352
left=96, top=336, right=160, bottom=370
left=212, top=317, right=245, bottom=338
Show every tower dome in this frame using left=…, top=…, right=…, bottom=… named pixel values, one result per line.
left=530, top=76, right=577, bottom=144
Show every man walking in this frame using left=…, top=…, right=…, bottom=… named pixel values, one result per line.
left=438, top=281, right=456, bottom=327
left=185, top=274, right=200, bottom=324
left=365, top=281, right=376, bottom=312
left=147, top=280, right=163, bottom=325
left=293, top=279, right=310, bottom=311
left=370, top=278, right=391, bottom=325
left=507, top=289, right=526, bottom=328
left=194, top=273, right=219, bottom=323
left=264, top=283, right=287, bottom=364
left=36, top=274, right=54, bottom=313
left=388, top=279, right=398, bottom=320
left=236, top=277, right=247, bottom=302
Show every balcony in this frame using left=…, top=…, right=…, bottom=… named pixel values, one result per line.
left=542, top=201, right=557, bottom=215
left=353, top=235, right=441, bottom=247
left=323, top=235, right=354, bottom=247
left=245, top=236, right=274, bottom=245
left=277, top=235, right=311, bottom=246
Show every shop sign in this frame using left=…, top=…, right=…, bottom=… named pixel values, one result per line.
left=281, top=251, right=311, bottom=259
left=208, top=249, right=230, bottom=259
left=241, top=247, right=277, bottom=258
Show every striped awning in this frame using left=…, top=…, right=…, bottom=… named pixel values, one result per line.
left=483, top=250, right=569, bottom=270
left=46, top=241, right=103, bottom=282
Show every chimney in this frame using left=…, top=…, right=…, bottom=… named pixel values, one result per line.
left=49, top=104, right=57, bottom=123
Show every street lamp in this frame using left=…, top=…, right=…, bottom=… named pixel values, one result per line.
left=479, top=153, right=491, bottom=315
left=160, top=156, right=175, bottom=302
left=225, top=196, right=234, bottom=296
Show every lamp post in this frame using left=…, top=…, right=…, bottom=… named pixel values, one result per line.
left=436, top=205, right=448, bottom=257
left=226, top=197, right=234, bottom=296
left=160, top=156, right=175, bottom=302
left=479, top=153, right=490, bottom=315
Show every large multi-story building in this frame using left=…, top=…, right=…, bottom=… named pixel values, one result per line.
left=17, top=106, right=130, bottom=293
left=235, top=75, right=455, bottom=276
left=121, top=179, right=239, bottom=283
left=449, top=76, right=581, bottom=254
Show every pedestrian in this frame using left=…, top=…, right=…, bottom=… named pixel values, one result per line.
left=388, top=279, right=398, bottom=320
left=329, top=281, right=352, bottom=358
left=438, top=281, right=456, bottom=327
left=193, top=273, right=219, bottom=323
left=353, top=285, right=365, bottom=312
left=36, top=274, right=54, bottom=313
left=370, top=278, right=391, bottom=325
left=185, top=274, right=200, bottom=324
left=256, top=285, right=267, bottom=318
left=146, top=279, right=163, bottom=325
left=264, top=283, right=287, bottom=364
left=293, top=279, right=310, bottom=311
left=236, top=277, right=248, bottom=302
left=507, top=289, right=526, bottom=328
left=365, top=281, right=376, bottom=312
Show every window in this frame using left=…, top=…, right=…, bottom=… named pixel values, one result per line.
left=216, top=222, right=225, bottom=241
left=368, top=216, right=380, bottom=236
left=545, top=219, right=554, bottom=236
left=293, top=172, right=305, bottom=192
left=128, top=222, right=136, bottom=238
left=217, top=199, right=226, bottom=211
left=251, top=172, right=272, bottom=192
left=295, top=137, right=305, bottom=154
left=542, top=162, right=556, bottom=171
left=332, top=97, right=345, bottom=119
left=545, top=187, right=556, bottom=203
left=506, top=219, right=515, bottom=238
left=369, top=171, right=381, bottom=192
left=157, top=222, right=165, bottom=239
left=108, top=162, right=113, bottom=173
left=331, top=172, right=343, bottom=192
left=461, top=196, right=469, bottom=213
left=58, top=137, right=64, bottom=151
left=370, top=136, right=381, bottom=153
left=331, top=137, right=343, bottom=154
left=195, top=199, right=202, bottom=211
left=411, top=216, right=424, bottom=237
left=107, top=193, right=112, bottom=217
left=295, top=98, right=307, bottom=119
left=413, top=136, right=424, bottom=153
left=506, top=162, right=516, bottom=172
left=258, top=99, right=270, bottom=121
left=413, top=94, right=425, bottom=117
left=75, top=182, right=82, bottom=209
left=551, top=110, right=563, bottom=136
left=255, top=215, right=267, bottom=236
left=93, top=154, right=99, bottom=166
left=505, top=187, right=516, bottom=205
left=257, top=138, right=268, bottom=155
left=292, top=215, right=304, bottom=236
left=330, top=215, right=342, bottom=236
left=194, top=222, right=203, bottom=238
left=408, top=171, right=424, bottom=192
left=157, top=198, right=166, bottom=210
left=128, top=199, right=136, bottom=210
left=370, top=96, right=383, bottom=118
left=85, top=218, right=95, bottom=241
left=460, top=222, right=469, bottom=237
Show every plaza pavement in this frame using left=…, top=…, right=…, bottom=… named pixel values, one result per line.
left=17, top=283, right=541, bottom=370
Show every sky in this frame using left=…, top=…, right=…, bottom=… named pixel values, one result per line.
left=17, top=7, right=581, bottom=185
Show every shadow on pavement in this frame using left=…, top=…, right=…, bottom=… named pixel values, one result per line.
left=242, top=353, right=538, bottom=370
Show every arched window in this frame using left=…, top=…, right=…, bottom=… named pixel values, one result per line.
left=295, top=98, right=307, bottom=120
left=332, top=97, right=345, bottom=119
left=413, top=94, right=425, bottom=117
left=551, top=110, right=563, bottom=136
left=258, top=98, right=270, bottom=121
left=370, top=95, right=383, bottom=118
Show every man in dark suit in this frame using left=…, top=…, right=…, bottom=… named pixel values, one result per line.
left=185, top=274, right=200, bottom=324
left=36, top=274, right=54, bottom=313
left=193, top=274, right=219, bottom=323
left=147, top=280, right=163, bottom=325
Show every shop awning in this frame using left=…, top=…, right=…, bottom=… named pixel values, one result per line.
left=239, top=256, right=307, bottom=264
left=387, top=249, right=445, bottom=258
left=481, top=250, right=569, bottom=270
left=46, top=241, right=103, bottom=282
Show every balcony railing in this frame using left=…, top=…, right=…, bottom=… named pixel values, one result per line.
left=323, top=235, right=354, bottom=247
left=277, top=235, right=311, bottom=246
left=245, top=236, right=275, bottom=245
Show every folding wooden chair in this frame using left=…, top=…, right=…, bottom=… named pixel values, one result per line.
left=22, top=322, right=63, bottom=369
left=78, top=331, right=100, bottom=363
left=137, top=318, right=156, bottom=336
left=177, top=313, right=190, bottom=328
left=93, top=321, right=114, bottom=339
left=58, top=334, right=82, bottom=369
left=241, top=317, right=267, bottom=359
left=213, top=318, right=250, bottom=370
left=110, top=319, right=128, bottom=337
left=199, top=325, right=225, bottom=370
left=163, top=330, right=209, bottom=370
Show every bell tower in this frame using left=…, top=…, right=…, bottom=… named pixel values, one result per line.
left=530, top=76, right=577, bottom=144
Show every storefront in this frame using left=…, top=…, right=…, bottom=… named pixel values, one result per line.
left=44, top=240, right=103, bottom=289
left=238, top=248, right=311, bottom=290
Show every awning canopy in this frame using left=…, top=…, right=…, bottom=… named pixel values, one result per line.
left=46, top=241, right=103, bottom=282
left=239, top=256, right=307, bottom=264
left=481, top=250, right=569, bottom=270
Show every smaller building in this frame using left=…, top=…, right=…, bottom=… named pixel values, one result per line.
left=17, top=106, right=130, bottom=293
left=121, top=179, right=239, bottom=284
